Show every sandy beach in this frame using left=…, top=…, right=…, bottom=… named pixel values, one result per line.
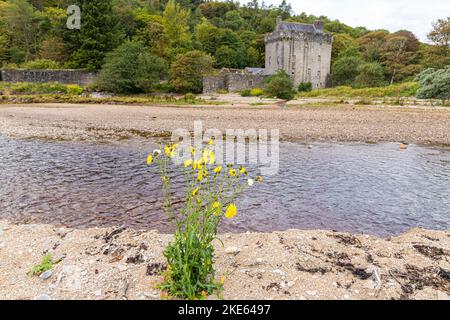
left=0, top=101, right=449, bottom=144
left=0, top=220, right=448, bottom=300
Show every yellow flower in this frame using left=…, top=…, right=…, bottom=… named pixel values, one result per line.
left=239, top=167, right=247, bottom=175
left=184, top=159, right=193, bottom=168
left=225, top=203, right=237, bottom=219
left=164, top=144, right=177, bottom=158
left=214, top=166, right=222, bottom=174
left=191, top=188, right=199, bottom=197
left=197, top=170, right=206, bottom=182
left=146, top=155, right=153, bottom=165
left=208, top=139, right=214, bottom=145
left=220, top=276, right=226, bottom=285
left=229, top=168, right=237, bottom=177
left=202, top=149, right=215, bottom=165
left=190, top=146, right=195, bottom=155
left=212, top=201, right=221, bottom=215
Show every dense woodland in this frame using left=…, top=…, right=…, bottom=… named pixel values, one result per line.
left=0, top=0, right=449, bottom=94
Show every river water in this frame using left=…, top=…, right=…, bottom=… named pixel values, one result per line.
left=0, top=136, right=449, bottom=237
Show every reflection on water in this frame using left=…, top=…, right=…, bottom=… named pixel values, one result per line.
left=0, top=136, right=449, bottom=237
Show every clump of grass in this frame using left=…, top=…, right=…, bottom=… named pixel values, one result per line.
left=0, top=93, right=223, bottom=106
left=0, top=82, right=84, bottom=95
left=28, top=254, right=54, bottom=277
left=298, top=82, right=419, bottom=98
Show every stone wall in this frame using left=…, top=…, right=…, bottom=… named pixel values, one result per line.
left=226, top=74, right=267, bottom=92
left=203, top=72, right=267, bottom=94
left=0, top=69, right=96, bottom=86
left=203, top=75, right=227, bottom=94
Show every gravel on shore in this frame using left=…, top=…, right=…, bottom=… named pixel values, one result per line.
left=0, top=220, right=448, bottom=300
left=0, top=102, right=449, bottom=144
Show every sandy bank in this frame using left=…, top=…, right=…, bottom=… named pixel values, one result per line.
left=0, top=102, right=449, bottom=144
left=0, top=220, right=448, bottom=300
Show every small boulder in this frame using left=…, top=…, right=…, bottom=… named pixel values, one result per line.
left=39, top=270, right=53, bottom=281
left=225, top=247, right=240, bottom=255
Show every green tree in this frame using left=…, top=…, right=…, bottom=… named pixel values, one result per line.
left=428, top=18, right=450, bottom=47
left=214, top=45, right=238, bottom=68
left=66, top=0, right=122, bottom=71
left=135, top=20, right=168, bottom=57
left=358, top=30, right=389, bottom=62
left=332, top=55, right=364, bottom=86
left=162, top=0, right=192, bottom=53
left=2, top=0, right=40, bottom=62
left=354, top=62, right=386, bottom=88
left=263, top=70, right=296, bottom=100
left=380, top=31, right=421, bottom=83
left=331, top=33, right=358, bottom=62
left=95, top=41, right=168, bottom=94
left=169, top=50, right=214, bottom=93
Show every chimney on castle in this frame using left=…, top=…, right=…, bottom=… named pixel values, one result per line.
left=276, top=16, right=282, bottom=30
left=314, top=20, right=324, bottom=32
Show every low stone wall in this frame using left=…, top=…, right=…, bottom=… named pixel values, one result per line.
left=203, top=75, right=227, bottom=94
left=226, top=74, right=266, bottom=92
left=0, top=69, right=96, bottom=86
left=203, top=72, right=267, bottom=93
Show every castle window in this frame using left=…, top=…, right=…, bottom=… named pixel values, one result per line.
left=249, top=80, right=253, bottom=86
left=318, top=55, right=321, bottom=63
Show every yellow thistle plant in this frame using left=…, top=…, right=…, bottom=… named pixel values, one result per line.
left=147, top=142, right=261, bottom=300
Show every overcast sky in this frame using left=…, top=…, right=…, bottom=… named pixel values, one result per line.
left=263, top=0, right=450, bottom=41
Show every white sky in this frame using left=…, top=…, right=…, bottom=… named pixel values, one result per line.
left=262, top=0, right=450, bottom=41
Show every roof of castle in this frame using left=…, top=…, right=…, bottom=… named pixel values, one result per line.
left=279, top=22, right=321, bottom=34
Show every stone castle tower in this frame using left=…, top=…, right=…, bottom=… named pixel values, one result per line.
left=265, top=17, right=333, bottom=89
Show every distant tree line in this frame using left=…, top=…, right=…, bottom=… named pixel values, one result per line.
left=0, top=0, right=448, bottom=94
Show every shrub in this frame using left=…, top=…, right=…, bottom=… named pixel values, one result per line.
left=95, top=41, right=168, bottom=94
left=250, top=88, right=264, bottom=96
left=240, top=89, right=251, bottom=97
left=298, top=82, right=312, bottom=92
left=21, top=59, right=61, bottom=70
left=354, top=62, right=386, bottom=88
left=416, top=67, right=450, bottom=102
left=183, top=93, right=196, bottom=102
left=263, top=70, right=296, bottom=100
left=65, top=84, right=84, bottom=95
left=147, top=143, right=260, bottom=299
left=332, top=56, right=364, bottom=86
left=170, top=51, right=214, bottom=93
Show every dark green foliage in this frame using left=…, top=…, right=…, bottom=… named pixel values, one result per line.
left=354, top=62, right=386, bottom=88
left=332, top=56, right=364, bottom=86
left=95, top=41, right=168, bottom=94
left=263, top=70, right=296, bottom=100
left=298, top=82, right=312, bottom=92
left=416, top=67, right=450, bottom=101
left=65, top=0, right=123, bottom=71
left=169, top=50, right=214, bottom=93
